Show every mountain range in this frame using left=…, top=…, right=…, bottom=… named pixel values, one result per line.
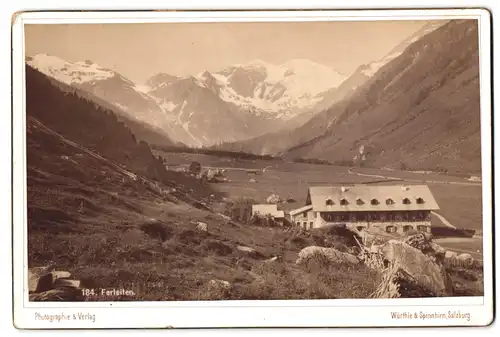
left=27, top=21, right=443, bottom=149
left=26, top=55, right=347, bottom=147
left=25, top=19, right=481, bottom=174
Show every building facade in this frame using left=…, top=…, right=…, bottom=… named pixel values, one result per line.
left=251, top=204, right=286, bottom=226
left=289, top=205, right=315, bottom=230
left=290, top=184, right=440, bottom=234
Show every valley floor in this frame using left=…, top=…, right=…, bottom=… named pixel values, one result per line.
left=155, top=150, right=484, bottom=232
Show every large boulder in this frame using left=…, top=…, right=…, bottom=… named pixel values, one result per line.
left=380, top=240, right=452, bottom=296
left=54, top=279, right=81, bottom=289
left=28, top=266, right=52, bottom=293
left=296, top=246, right=360, bottom=265
left=28, top=268, right=71, bottom=293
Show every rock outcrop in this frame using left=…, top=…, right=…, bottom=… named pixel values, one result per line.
left=296, top=246, right=360, bottom=265
left=206, top=279, right=232, bottom=298
left=380, top=240, right=452, bottom=297
left=196, top=221, right=208, bottom=232
left=28, top=267, right=82, bottom=301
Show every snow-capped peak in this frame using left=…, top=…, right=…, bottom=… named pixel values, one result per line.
left=218, top=58, right=347, bottom=92
left=26, top=53, right=67, bottom=70
left=134, top=84, right=152, bottom=94
left=184, top=58, right=349, bottom=119
left=26, top=53, right=115, bottom=85
left=219, top=58, right=347, bottom=88
left=278, top=58, right=347, bottom=93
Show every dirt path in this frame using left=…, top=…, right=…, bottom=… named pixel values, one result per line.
left=174, top=164, right=270, bottom=173
left=431, top=211, right=456, bottom=229
left=347, top=168, right=481, bottom=187
left=347, top=168, right=398, bottom=180
left=171, top=164, right=479, bottom=188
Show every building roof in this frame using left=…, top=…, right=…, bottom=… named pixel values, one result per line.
left=289, top=204, right=313, bottom=216
left=307, top=184, right=440, bottom=212
left=274, top=211, right=285, bottom=218
left=252, top=204, right=285, bottom=218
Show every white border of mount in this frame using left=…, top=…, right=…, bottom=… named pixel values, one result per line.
left=12, top=8, right=493, bottom=329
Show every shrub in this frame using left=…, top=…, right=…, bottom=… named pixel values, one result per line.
left=201, top=239, right=233, bottom=256
left=234, top=257, right=380, bottom=300
left=188, top=161, right=202, bottom=175
left=121, top=228, right=149, bottom=246
left=311, top=225, right=362, bottom=248
left=175, top=229, right=207, bottom=245
left=139, top=220, right=173, bottom=242
left=251, top=215, right=279, bottom=227
left=194, top=281, right=232, bottom=300
left=77, top=234, right=118, bottom=265
left=224, top=198, right=256, bottom=224
left=286, top=235, right=314, bottom=251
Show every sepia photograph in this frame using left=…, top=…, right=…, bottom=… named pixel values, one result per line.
left=12, top=8, right=493, bottom=329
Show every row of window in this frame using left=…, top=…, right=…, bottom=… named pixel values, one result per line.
left=326, top=197, right=424, bottom=206
left=296, top=222, right=430, bottom=232
left=321, top=211, right=430, bottom=222
left=387, top=224, right=430, bottom=233
left=297, top=221, right=314, bottom=229
left=356, top=225, right=430, bottom=233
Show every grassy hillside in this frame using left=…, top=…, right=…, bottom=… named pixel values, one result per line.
left=285, top=20, right=481, bottom=175
left=27, top=119, right=381, bottom=301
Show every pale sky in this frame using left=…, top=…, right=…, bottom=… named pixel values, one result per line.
left=25, top=20, right=429, bottom=83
